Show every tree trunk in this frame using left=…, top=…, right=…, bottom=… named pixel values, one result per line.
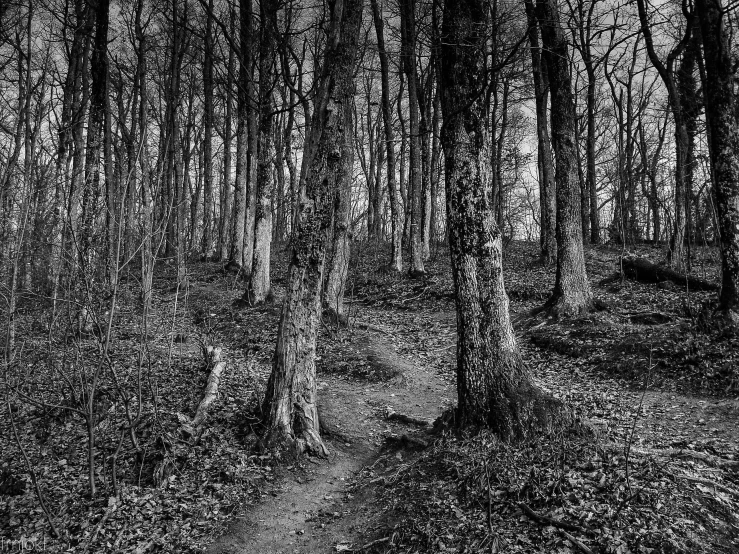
left=538, top=0, right=592, bottom=316
left=371, top=0, right=402, bottom=271
left=323, top=142, right=354, bottom=322
left=636, top=0, right=693, bottom=271
left=524, top=0, right=556, bottom=265
left=696, top=0, right=739, bottom=315
left=136, top=0, right=153, bottom=313
left=201, top=0, right=215, bottom=259
left=218, top=30, right=235, bottom=262
left=400, top=0, right=425, bottom=277
left=228, top=0, right=253, bottom=273
left=79, top=0, right=109, bottom=284
left=440, top=0, right=564, bottom=439
left=261, top=0, right=363, bottom=456
left=247, top=0, right=277, bottom=304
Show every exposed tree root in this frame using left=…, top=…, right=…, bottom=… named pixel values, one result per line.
left=384, top=407, right=430, bottom=427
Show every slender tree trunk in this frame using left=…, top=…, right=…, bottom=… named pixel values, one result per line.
left=636, top=0, right=693, bottom=271
left=242, top=0, right=258, bottom=274
left=371, top=0, right=402, bottom=271
left=247, top=0, right=277, bottom=304
left=262, top=0, right=363, bottom=455
left=524, top=0, right=556, bottom=265
left=696, top=0, right=739, bottom=315
left=218, top=31, right=235, bottom=262
left=228, top=0, right=253, bottom=273
left=441, top=0, right=564, bottom=438
left=538, top=0, right=592, bottom=316
left=201, top=0, right=215, bottom=259
left=400, top=0, right=424, bottom=277
left=136, top=0, right=153, bottom=313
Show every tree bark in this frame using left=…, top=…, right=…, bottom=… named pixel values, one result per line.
left=218, top=28, right=235, bottom=262
left=201, top=0, right=215, bottom=260
left=440, top=0, right=565, bottom=439
left=247, top=0, right=277, bottom=304
left=636, top=0, right=693, bottom=271
left=370, top=0, right=402, bottom=271
left=400, top=0, right=425, bottom=277
left=696, top=0, right=739, bottom=315
left=261, top=0, right=363, bottom=456
left=538, top=0, right=593, bottom=316
left=524, top=0, right=557, bottom=265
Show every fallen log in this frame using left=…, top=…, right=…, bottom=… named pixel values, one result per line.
left=616, top=255, right=719, bottom=291
left=178, top=346, right=226, bottom=442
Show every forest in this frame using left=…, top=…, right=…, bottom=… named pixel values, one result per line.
left=1, top=0, right=739, bottom=551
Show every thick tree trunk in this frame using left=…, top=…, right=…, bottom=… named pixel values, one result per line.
left=51, top=0, right=89, bottom=298
left=524, top=0, right=556, bottom=265
left=538, top=0, right=592, bottom=316
left=324, top=147, right=353, bottom=321
left=247, top=0, right=277, bottom=304
left=79, top=0, right=109, bottom=283
left=371, top=0, right=402, bottom=272
left=441, top=0, right=564, bottom=439
left=696, top=0, right=739, bottom=315
left=261, top=0, right=363, bottom=456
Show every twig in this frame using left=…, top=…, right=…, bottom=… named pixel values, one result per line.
left=560, top=530, right=594, bottom=554
left=518, top=502, right=595, bottom=537
left=86, top=502, right=115, bottom=551
left=677, top=473, right=739, bottom=497
left=629, top=447, right=739, bottom=470
left=359, top=536, right=390, bottom=550
left=7, top=396, right=61, bottom=538
left=484, top=459, right=493, bottom=534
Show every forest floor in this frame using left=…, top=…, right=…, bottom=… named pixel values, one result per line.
left=2, top=242, right=739, bottom=553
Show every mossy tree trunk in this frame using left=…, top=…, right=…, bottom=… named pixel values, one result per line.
left=440, top=0, right=564, bottom=439
left=261, top=0, right=363, bottom=456
left=696, top=0, right=739, bottom=316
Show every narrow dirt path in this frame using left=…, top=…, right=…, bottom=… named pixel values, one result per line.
left=208, top=330, right=454, bottom=554
left=205, top=268, right=739, bottom=554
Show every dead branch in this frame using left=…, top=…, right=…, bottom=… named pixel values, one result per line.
left=178, top=346, right=226, bottom=442
left=518, top=502, right=596, bottom=537
left=630, top=447, right=739, bottom=470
